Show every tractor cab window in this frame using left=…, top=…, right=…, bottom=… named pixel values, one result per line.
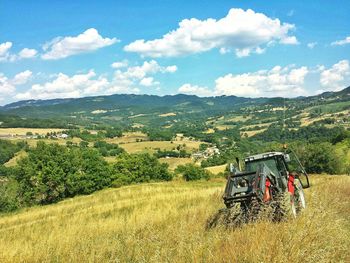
left=245, top=158, right=279, bottom=177
left=276, top=156, right=288, bottom=177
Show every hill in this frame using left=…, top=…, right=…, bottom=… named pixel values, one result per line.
left=0, top=175, right=348, bottom=262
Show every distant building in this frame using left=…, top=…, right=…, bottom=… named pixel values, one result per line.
left=192, top=146, right=220, bottom=159
left=57, top=133, right=69, bottom=139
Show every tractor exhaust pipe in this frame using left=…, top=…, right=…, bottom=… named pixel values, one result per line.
left=236, top=157, right=242, bottom=171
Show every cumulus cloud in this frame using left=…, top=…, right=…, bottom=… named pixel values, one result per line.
left=115, top=60, right=177, bottom=81
left=18, top=48, right=38, bottom=59
left=13, top=60, right=176, bottom=100
left=124, top=8, right=298, bottom=58
left=15, top=70, right=110, bottom=100
left=331, top=36, right=350, bottom=46
left=111, top=60, right=128, bottom=69
left=41, top=28, right=118, bottom=60
left=214, top=65, right=309, bottom=97
left=0, top=42, right=38, bottom=62
left=0, top=42, right=13, bottom=61
left=178, top=83, right=213, bottom=97
left=12, top=70, right=33, bottom=85
left=319, top=60, right=350, bottom=91
left=0, top=70, right=32, bottom=100
left=139, top=77, right=159, bottom=87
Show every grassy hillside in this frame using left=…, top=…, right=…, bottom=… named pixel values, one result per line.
left=0, top=175, right=349, bottom=262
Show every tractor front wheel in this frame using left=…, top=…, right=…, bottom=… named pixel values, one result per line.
left=294, top=178, right=306, bottom=212
left=273, top=191, right=297, bottom=221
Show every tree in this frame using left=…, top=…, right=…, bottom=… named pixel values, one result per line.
left=112, top=153, right=173, bottom=186
left=302, top=143, right=341, bottom=174
left=15, top=142, right=112, bottom=205
left=175, top=164, right=211, bottom=181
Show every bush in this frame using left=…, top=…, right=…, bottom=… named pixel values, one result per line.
left=15, top=142, right=112, bottom=205
left=0, top=179, right=20, bottom=213
left=302, top=142, right=341, bottom=174
left=112, top=153, right=173, bottom=185
left=175, top=164, right=211, bottom=181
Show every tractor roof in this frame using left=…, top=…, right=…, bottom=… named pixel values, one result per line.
left=244, top=152, right=285, bottom=162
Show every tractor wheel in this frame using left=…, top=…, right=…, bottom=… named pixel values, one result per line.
left=294, top=179, right=306, bottom=212
left=273, top=191, right=297, bottom=221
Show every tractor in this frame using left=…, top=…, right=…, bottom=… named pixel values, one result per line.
left=207, top=150, right=310, bottom=228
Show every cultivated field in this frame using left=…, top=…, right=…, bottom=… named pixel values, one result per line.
left=159, top=157, right=193, bottom=170
left=0, top=128, right=64, bottom=136
left=0, top=175, right=348, bottom=262
left=117, top=140, right=202, bottom=154
left=105, top=132, right=149, bottom=144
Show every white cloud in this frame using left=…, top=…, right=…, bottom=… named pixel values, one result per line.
left=115, top=60, right=177, bottom=82
left=178, top=83, right=213, bottom=97
left=165, top=65, right=178, bottom=73
left=41, top=28, right=118, bottom=60
left=279, top=36, right=299, bottom=45
left=12, top=70, right=33, bottom=85
left=0, top=74, right=15, bottom=97
left=0, top=42, right=13, bottom=61
left=139, top=77, right=159, bottom=87
left=0, top=70, right=33, bottom=99
left=18, top=48, right=38, bottom=59
left=111, top=60, right=128, bottom=69
left=331, top=36, right=350, bottom=46
left=214, top=65, right=309, bottom=97
left=15, top=70, right=109, bottom=100
left=307, top=42, right=317, bottom=49
left=13, top=60, right=176, bottom=100
left=319, top=60, right=350, bottom=91
left=124, top=8, right=298, bottom=58
left=0, top=42, right=38, bottom=62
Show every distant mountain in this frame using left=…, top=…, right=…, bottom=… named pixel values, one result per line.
left=0, top=86, right=349, bottom=119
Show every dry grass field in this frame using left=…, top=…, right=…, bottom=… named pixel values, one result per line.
left=0, top=175, right=348, bottom=262
left=159, top=157, right=193, bottom=170
left=118, top=140, right=202, bottom=154
left=106, top=132, right=149, bottom=144
left=4, top=150, right=28, bottom=167
left=0, top=128, right=64, bottom=136
left=205, top=164, right=227, bottom=174
left=158, top=112, right=177, bottom=117
left=240, top=129, right=267, bottom=137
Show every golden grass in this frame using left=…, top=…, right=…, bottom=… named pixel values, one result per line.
left=159, top=157, right=193, bottom=170
left=105, top=132, right=148, bottom=144
left=203, top=128, right=215, bottom=134
left=0, top=175, right=348, bottom=262
left=119, top=140, right=202, bottom=154
left=0, top=128, right=64, bottom=136
left=158, top=112, right=176, bottom=117
left=215, top=125, right=235, bottom=131
left=4, top=150, right=28, bottom=167
left=205, top=164, right=227, bottom=175
left=240, top=129, right=267, bottom=137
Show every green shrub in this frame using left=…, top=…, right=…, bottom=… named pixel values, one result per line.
left=176, top=164, right=211, bottom=181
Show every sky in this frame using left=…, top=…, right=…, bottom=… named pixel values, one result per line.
left=1, top=0, right=350, bottom=105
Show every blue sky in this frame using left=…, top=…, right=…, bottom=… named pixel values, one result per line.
left=1, top=0, right=350, bottom=105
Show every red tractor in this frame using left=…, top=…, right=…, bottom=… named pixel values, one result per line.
left=208, top=150, right=310, bottom=228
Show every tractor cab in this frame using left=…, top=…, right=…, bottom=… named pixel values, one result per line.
left=244, top=152, right=291, bottom=191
